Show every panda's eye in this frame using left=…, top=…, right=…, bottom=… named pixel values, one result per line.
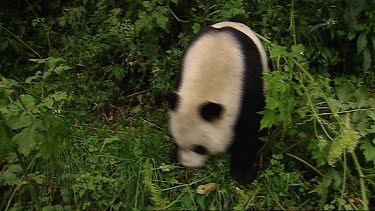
left=192, top=144, right=208, bottom=155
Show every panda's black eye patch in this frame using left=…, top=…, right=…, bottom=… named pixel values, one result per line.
left=192, top=144, right=208, bottom=155
left=165, top=92, right=179, bottom=111
left=199, top=101, right=224, bottom=122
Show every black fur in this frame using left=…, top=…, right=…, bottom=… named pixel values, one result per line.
left=219, top=27, right=265, bottom=185
left=199, top=101, right=224, bottom=122
left=192, top=144, right=209, bottom=155
left=165, top=92, right=179, bottom=111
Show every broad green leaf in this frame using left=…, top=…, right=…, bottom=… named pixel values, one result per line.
left=25, top=74, right=40, bottom=83
left=3, top=78, right=20, bottom=88
left=260, top=109, right=278, bottom=129
left=357, top=32, right=367, bottom=53
left=0, top=164, right=22, bottom=185
left=6, top=115, right=33, bottom=129
left=291, top=44, right=306, bottom=61
left=47, top=57, right=65, bottom=67
left=348, top=31, right=356, bottom=40
left=270, top=45, right=288, bottom=59
left=12, top=126, right=37, bottom=156
left=104, top=136, right=120, bottom=144
left=43, top=96, right=54, bottom=109
left=53, top=65, right=72, bottom=75
left=362, top=48, right=371, bottom=71
left=29, top=173, right=45, bottom=184
left=336, top=84, right=355, bottom=102
left=20, top=94, right=37, bottom=108
left=53, top=91, right=68, bottom=101
left=360, top=141, right=375, bottom=165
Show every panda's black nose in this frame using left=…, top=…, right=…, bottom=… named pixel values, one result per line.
left=192, top=144, right=208, bottom=155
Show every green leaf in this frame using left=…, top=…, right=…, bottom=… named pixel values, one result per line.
left=53, top=91, right=68, bottom=101
left=43, top=96, right=54, bottom=109
left=6, top=115, right=33, bottom=129
left=192, top=23, right=201, bottom=34
left=336, top=83, right=355, bottom=102
left=3, top=78, right=20, bottom=88
left=360, top=141, right=375, bottom=165
left=362, top=48, right=371, bottom=71
left=291, top=44, right=306, bottom=61
left=270, top=45, right=288, bottom=59
left=0, top=122, right=14, bottom=162
left=260, top=109, right=278, bottom=129
left=53, top=65, right=72, bottom=75
left=39, top=133, right=62, bottom=160
left=12, top=126, right=37, bottom=156
left=357, top=32, right=367, bottom=53
left=348, top=31, right=356, bottom=40
left=0, top=164, right=22, bottom=186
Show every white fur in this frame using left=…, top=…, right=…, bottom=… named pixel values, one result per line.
left=170, top=22, right=267, bottom=167
left=212, top=22, right=269, bottom=92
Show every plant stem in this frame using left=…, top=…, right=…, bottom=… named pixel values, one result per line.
left=338, top=151, right=347, bottom=211
left=14, top=149, right=41, bottom=210
left=0, top=25, right=42, bottom=59
left=290, top=0, right=297, bottom=45
left=351, top=152, right=369, bottom=210
left=285, top=153, right=323, bottom=177
left=263, top=177, right=285, bottom=210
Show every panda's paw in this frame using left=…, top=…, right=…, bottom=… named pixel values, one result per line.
left=230, top=165, right=258, bottom=185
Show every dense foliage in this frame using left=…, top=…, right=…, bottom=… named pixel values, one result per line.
left=0, top=0, right=374, bottom=210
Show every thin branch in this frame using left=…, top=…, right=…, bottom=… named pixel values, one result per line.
left=0, top=24, right=42, bottom=59
left=285, top=153, right=323, bottom=177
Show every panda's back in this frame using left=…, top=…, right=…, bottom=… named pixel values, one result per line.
left=178, top=29, right=246, bottom=121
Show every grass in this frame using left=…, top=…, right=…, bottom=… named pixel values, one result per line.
left=17, top=107, right=317, bottom=211
left=0, top=101, right=334, bottom=210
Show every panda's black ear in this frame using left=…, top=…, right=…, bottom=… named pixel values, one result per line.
left=165, top=92, right=179, bottom=111
left=200, top=101, right=224, bottom=122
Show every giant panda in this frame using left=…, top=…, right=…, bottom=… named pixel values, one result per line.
left=166, top=21, right=268, bottom=185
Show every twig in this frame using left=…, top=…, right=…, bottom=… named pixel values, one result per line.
left=126, top=89, right=150, bottom=98
left=285, top=153, right=323, bottom=177
left=263, top=177, right=285, bottom=210
left=0, top=25, right=42, bottom=59
left=71, top=124, right=126, bottom=134
left=167, top=5, right=189, bottom=23
left=161, top=172, right=219, bottom=192
left=338, top=151, right=347, bottom=211
left=351, top=152, right=369, bottom=210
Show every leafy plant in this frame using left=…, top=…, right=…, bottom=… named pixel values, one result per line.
left=0, top=57, right=71, bottom=210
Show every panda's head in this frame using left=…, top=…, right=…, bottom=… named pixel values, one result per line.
left=166, top=92, right=234, bottom=167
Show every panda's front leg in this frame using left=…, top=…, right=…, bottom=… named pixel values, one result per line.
left=229, top=136, right=263, bottom=185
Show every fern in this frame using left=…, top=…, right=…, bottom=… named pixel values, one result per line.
left=327, top=128, right=360, bottom=166
left=142, top=159, right=170, bottom=209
